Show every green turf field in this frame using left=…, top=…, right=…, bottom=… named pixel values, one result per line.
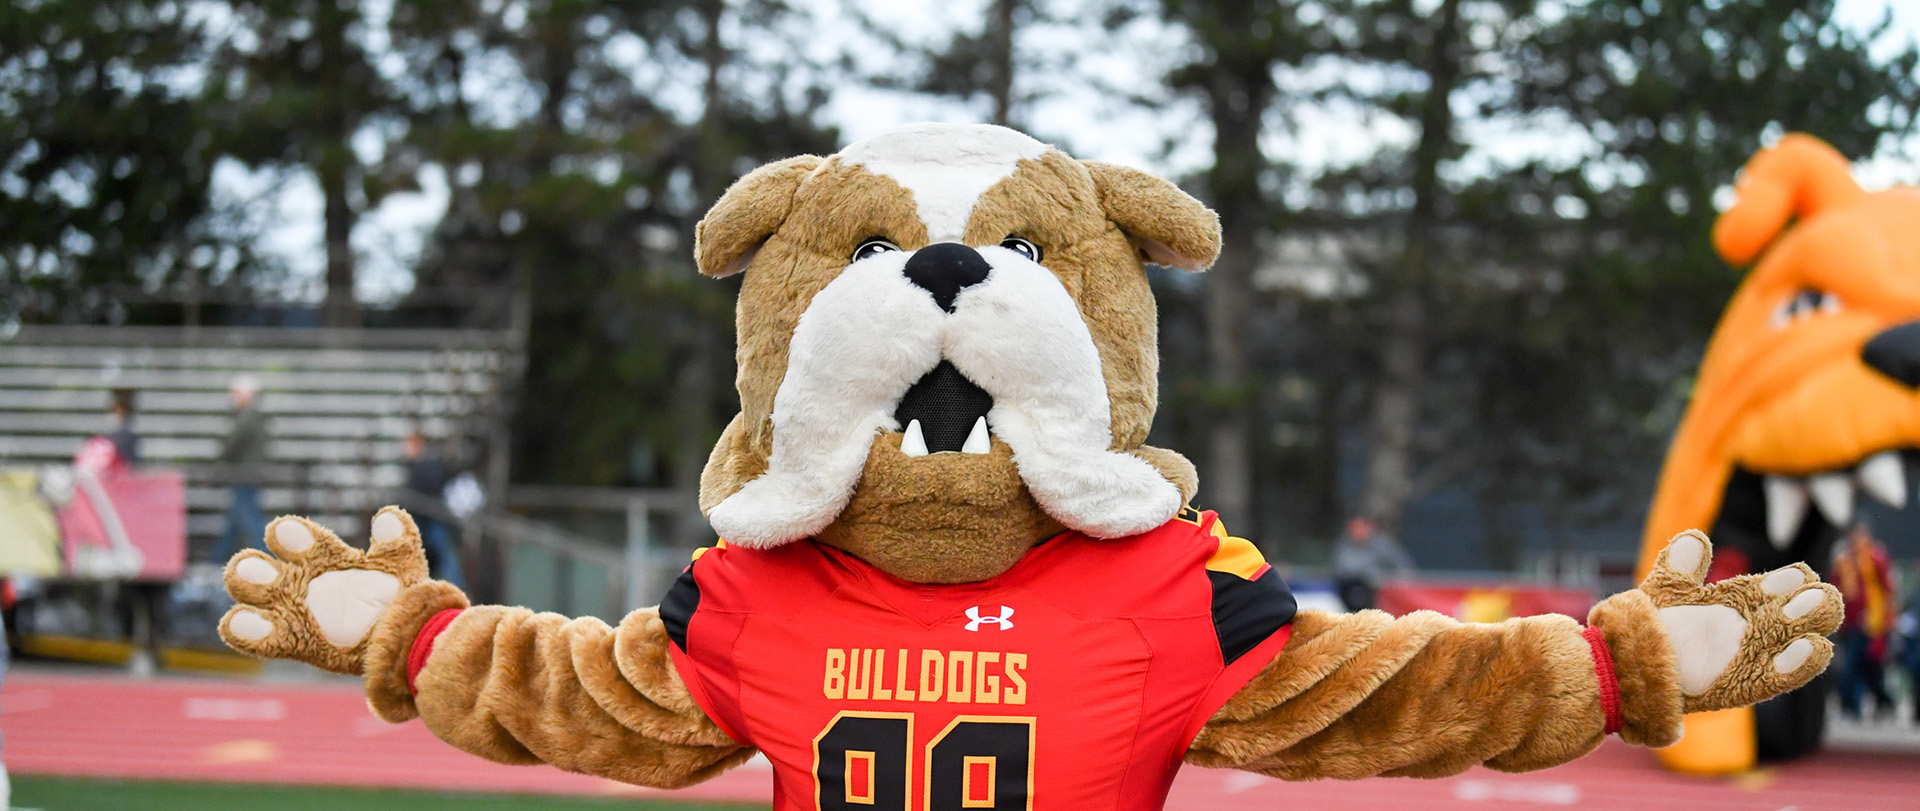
left=11, top=775, right=769, bottom=811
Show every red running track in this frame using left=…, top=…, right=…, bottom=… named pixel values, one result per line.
left=4, top=672, right=1915, bottom=809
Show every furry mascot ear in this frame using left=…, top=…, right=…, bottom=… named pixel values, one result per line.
left=1713, top=134, right=1864, bottom=267
left=694, top=155, right=826, bottom=278
left=1082, top=161, right=1222, bottom=272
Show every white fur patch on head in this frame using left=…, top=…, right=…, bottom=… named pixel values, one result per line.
left=841, top=123, right=1050, bottom=242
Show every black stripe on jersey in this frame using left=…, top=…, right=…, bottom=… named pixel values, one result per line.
left=1208, top=569, right=1296, bottom=665
left=660, top=563, right=702, bottom=653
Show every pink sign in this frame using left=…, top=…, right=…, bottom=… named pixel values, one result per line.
left=58, top=468, right=188, bottom=581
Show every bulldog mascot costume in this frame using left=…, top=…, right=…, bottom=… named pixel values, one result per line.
left=223, top=124, right=1841, bottom=808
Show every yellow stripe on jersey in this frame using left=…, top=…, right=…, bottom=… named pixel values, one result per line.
left=1173, top=505, right=1205, bottom=526
left=1208, top=519, right=1229, bottom=541
left=1206, top=533, right=1268, bottom=581
left=691, top=539, right=729, bottom=562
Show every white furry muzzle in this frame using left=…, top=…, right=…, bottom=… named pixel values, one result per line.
left=705, top=245, right=1181, bottom=547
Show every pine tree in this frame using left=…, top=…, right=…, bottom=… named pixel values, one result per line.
left=0, top=1, right=237, bottom=324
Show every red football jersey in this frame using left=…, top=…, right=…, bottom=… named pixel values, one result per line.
left=662, top=507, right=1295, bottom=810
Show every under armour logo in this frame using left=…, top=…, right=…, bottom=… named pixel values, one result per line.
left=964, top=605, right=1014, bottom=631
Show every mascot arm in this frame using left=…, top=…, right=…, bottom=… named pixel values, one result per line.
left=1187, top=531, right=1842, bottom=779
left=219, top=509, right=752, bottom=789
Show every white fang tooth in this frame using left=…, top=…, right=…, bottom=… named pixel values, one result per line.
left=961, top=416, right=991, bottom=454
left=900, top=419, right=929, bottom=457
left=1857, top=451, right=1907, bottom=508
left=1764, top=475, right=1809, bottom=550
left=1807, top=472, right=1855, bottom=529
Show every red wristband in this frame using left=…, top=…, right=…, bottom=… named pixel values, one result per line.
left=1583, top=625, right=1623, bottom=735
left=406, top=608, right=464, bottom=695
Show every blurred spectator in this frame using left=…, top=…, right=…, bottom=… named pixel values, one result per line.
left=74, top=388, right=141, bottom=474
left=404, top=430, right=463, bottom=589
left=1899, top=566, right=1920, bottom=726
left=68, top=391, right=142, bottom=575
left=214, top=377, right=269, bottom=562
left=107, top=388, right=140, bottom=466
left=1333, top=516, right=1415, bottom=612
left=1833, top=522, right=1897, bottom=721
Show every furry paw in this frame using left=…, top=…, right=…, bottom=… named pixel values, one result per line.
left=1638, top=530, right=1842, bottom=713
left=219, top=507, right=431, bottom=675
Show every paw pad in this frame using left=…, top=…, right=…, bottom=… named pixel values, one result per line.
left=372, top=510, right=405, bottom=544
left=1783, top=589, right=1824, bottom=619
left=1774, top=638, right=1813, bottom=673
left=275, top=520, right=316, bottom=553
left=1760, top=567, right=1806, bottom=596
left=220, top=508, right=431, bottom=675
left=235, top=557, right=278, bottom=585
left=229, top=610, right=274, bottom=642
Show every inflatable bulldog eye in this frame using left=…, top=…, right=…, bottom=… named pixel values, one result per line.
left=853, top=237, right=901, bottom=262
left=1771, top=288, right=1840, bottom=328
left=1000, top=236, right=1042, bottom=263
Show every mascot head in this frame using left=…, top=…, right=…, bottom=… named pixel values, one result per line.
left=692, top=123, right=1221, bottom=583
left=1642, top=133, right=1920, bottom=576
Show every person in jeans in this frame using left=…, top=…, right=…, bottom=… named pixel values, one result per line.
left=403, top=430, right=463, bottom=589
left=1833, top=522, right=1897, bottom=721
left=215, top=377, right=270, bottom=561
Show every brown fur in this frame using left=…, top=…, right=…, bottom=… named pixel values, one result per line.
left=1081, top=161, right=1223, bottom=272
left=1129, top=445, right=1200, bottom=503
left=1188, top=532, right=1840, bottom=780
left=1586, top=590, right=1683, bottom=747
left=813, top=434, right=1065, bottom=584
left=364, top=580, right=469, bottom=723
left=225, top=127, right=1843, bottom=794
left=1191, top=610, right=1611, bottom=779
left=407, top=606, right=752, bottom=787
left=695, top=155, right=827, bottom=279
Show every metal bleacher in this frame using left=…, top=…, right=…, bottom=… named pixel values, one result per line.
left=0, top=324, right=516, bottom=560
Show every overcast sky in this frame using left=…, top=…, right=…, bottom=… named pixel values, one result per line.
left=229, top=0, right=1920, bottom=305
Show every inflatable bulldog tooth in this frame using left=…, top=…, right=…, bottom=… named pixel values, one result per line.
left=224, top=123, right=1842, bottom=807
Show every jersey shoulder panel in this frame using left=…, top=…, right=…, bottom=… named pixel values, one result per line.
left=660, top=540, right=851, bottom=652
left=658, top=541, right=739, bottom=652
left=1187, top=509, right=1298, bottom=665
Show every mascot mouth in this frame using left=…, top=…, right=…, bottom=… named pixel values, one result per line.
left=894, top=360, right=995, bottom=455
left=1715, top=450, right=1910, bottom=569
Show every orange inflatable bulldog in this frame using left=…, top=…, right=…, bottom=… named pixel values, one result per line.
left=1641, top=133, right=1920, bottom=773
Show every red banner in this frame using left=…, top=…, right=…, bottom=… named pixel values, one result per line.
left=1376, top=582, right=1597, bottom=623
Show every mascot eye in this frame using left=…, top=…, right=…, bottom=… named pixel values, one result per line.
left=1000, top=236, right=1042, bottom=263
left=1771, top=288, right=1840, bottom=328
left=852, top=238, right=901, bottom=262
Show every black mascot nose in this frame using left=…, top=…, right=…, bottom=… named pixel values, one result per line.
left=1864, top=320, right=1920, bottom=388
left=903, top=242, right=991, bottom=313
